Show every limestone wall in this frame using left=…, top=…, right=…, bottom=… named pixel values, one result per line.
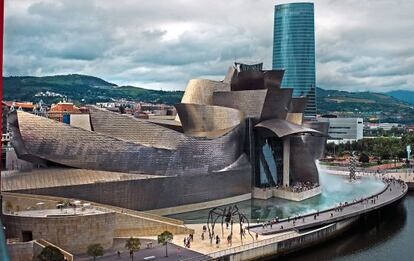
left=3, top=212, right=115, bottom=254
left=2, top=192, right=193, bottom=240
left=7, top=241, right=33, bottom=261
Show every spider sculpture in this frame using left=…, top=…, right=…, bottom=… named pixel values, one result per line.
left=206, top=205, right=254, bottom=243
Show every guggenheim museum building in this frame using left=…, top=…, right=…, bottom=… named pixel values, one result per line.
left=6, top=63, right=329, bottom=214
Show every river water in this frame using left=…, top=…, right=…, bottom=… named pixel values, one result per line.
left=170, top=172, right=414, bottom=260
left=169, top=173, right=385, bottom=223
left=284, top=192, right=414, bottom=261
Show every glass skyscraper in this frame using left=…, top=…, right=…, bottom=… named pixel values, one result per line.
left=272, top=2, right=316, bottom=117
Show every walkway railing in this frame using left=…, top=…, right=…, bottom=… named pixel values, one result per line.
left=180, top=231, right=296, bottom=261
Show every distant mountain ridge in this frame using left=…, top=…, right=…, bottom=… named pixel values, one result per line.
left=3, top=74, right=414, bottom=123
left=385, top=90, right=414, bottom=105
left=3, top=74, right=183, bottom=105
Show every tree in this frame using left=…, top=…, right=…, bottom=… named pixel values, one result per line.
left=38, top=246, right=64, bottom=261
left=125, top=237, right=140, bottom=261
left=359, top=152, right=369, bottom=163
left=87, top=243, right=104, bottom=261
left=157, top=231, right=173, bottom=257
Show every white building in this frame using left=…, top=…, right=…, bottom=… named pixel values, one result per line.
left=318, top=117, right=363, bottom=144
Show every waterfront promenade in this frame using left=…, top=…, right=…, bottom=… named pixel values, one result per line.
left=250, top=179, right=408, bottom=235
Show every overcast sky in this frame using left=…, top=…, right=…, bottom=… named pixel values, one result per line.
left=4, top=0, right=414, bottom=92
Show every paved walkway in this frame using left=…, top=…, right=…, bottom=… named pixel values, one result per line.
left=75, top=238, right=204, bottom=261
left=250, top=179, right=408, bottom=235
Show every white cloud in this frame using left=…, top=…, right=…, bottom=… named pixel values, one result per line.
left=4, top=0, right=414, bottom=92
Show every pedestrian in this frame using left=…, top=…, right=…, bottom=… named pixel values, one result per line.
left=117, top=250, right=121, bottom=258
left=201, top=232, right=205, bottom=240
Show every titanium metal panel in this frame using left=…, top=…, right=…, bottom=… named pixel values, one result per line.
left=255, top=119, right=322, bottom=138
left=286, top=97, right=307, bottom=124
left=263, top=70, right=285, bottom=89
left=212, top=89, right=268, bottom=119
left=89, top=106, right=184, bottom=150
left=289, top=97, right=307, bottom=113
left=302, top=121, right=330, bottom=160
left=230, top=70, right=285, bottom=91
left=179, top=79, right=230, bottom=105
left=223, top=66, right=236, bottom=84
left=11, top=156, right=252, bottom=211
left=147, top=119, right=183, bottom=133
left=175, top=104, right=243, bottom=138
left=230, top=70, right=265, bottom=91
left=176, top=79, right=231, bottom=122
left=9, top=110, right=245, bottom=176
left=290, top=136, right=319, bottom=184
left=260, top=88, right=293, bottom=120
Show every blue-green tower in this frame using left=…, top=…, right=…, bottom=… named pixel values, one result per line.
left=273, top=2, right=316, bottom=117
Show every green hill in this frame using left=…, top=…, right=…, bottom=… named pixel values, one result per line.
left=3, top=74, right=414, bottom=123
left=386, top=90, right=414, bottom=105
left=3, top=75, right=183, bottom=105
left=317, top=87, right=414, bottom=123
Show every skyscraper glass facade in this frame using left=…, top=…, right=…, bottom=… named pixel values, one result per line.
left=272, top=3, right=316, bottom=117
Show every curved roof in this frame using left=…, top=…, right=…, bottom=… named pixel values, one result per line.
left=9, top=110, right=245, bottom=175
left=175, top=103, right=243, bottom=138
left=212, top=89, right=267, bottom=118
left=179, top=79, right=230, bottom=105
left=176, top=79, right=230, bottom=122
left=230, top=69, right=285, bottom=91
left=255, top=118, right=323, bottom=138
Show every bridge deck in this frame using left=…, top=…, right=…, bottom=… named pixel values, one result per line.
left=250, top=180, right=407, bottom=235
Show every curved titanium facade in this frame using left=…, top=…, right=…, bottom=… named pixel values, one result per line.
left=180, top=79, right=230, bottom=105
left=176, top=79, right=230, bottom=121
left=273, top=3, right=316, bottom=117
left=290, top=136, right=319, bottom=184
left=255, top=119, right=322, bottom=138
left=89, top=106, right=184, bottom=150
left=230, top=70, right=284, bottom=91
left=212, top=90, right=268, bottom=119
left=302, top=121, right=330, bottom=160
left=260, top=88, right=292, bottom=120
left=8, top=156, right=251, bottom=211
left=175, top=104, right=243, bottom=138
left=286, top=97, right=307, bottom=124
left=10, top=110, right=245, bottom=176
